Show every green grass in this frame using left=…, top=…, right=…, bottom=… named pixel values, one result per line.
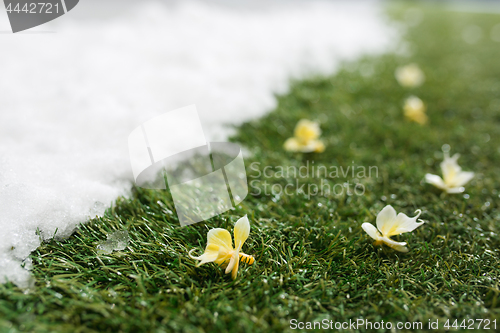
left=2, top=2, right=500, bottom=332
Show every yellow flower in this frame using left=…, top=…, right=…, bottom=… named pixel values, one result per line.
left=284, top=119, right=325, bottom=153
left=362, top=205, right=424, bottom=252
left=425, top=151, right=474, bottom=193
left=404, top=95, right=428, bottom=124
left=294, top=119, right=320, bottom=141
left=189, top=215, right=255, bottom=279
left=395, top=63, right=425, bottom=88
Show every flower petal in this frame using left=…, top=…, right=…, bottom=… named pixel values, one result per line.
left=361, top=223, right=381, bottom=241
left=425, top=173, right=447, bottom=190
left=385, top=242, right=409, bottom=253
left=312, top=140, right=325, bottom=153
left=446, top=186, right=465, bottom=194
left=376, top=205, right=397, bottom=236
left=403, top=96, right=426, bottom=122
left=233, top=215, right=250, bottom=248
left=370, top=234, right=409, bottom=252
left=386, top=210, right=424, bottom=236
left=225, top=241, right=241, bottom=275
left=189, top=244, right=220, bottom=267
left=225, top=253, right=236, bottom=274
left=284, top=137, right=301, bottom=152
left=452, top=171, right=474, bottom=187
left=405, top=107, right=428, bottom=124
left=298, top=141, right=320, bottom=153
left=441, top=153, right=462, bottom=185
left=294, top=119, right=321, bottom=141
left=284, top=137, right=321, bottom=153
left=214, top=248, right=233, bottom=267
left=207, top=228, right=233, bottom=252
left=395, top=64, right=425, bottom=87
left=231, top=256, right=240, bottom=279
left=380, top=236, right=407, bottom=248
left=231, top=243, right=241, bottom=280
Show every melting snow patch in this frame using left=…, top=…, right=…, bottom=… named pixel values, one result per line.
left=96, top=231, right=130, bottom=254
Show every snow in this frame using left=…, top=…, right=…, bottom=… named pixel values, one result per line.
left=0, top=0, right=396, bottom=287
left=97, top=231, right=130, bottom=254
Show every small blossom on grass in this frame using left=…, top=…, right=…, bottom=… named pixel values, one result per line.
left=362, top=205, right=424, bottom=252
left=425, top=151, right=474, bottom=193
left=395, top=63, right=425, bottom=88
left=189, top=215, right=255, bottom=279
left=284, top=119, right=325, bottom=153
left=404, top=95, right=428, bottom=124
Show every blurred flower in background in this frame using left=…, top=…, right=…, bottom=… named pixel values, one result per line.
left=284, top=119, right=325, bottom=153
left=403, top=95, right=427, bottom=124
left=425, top=151, right=474, bottom=193
left=395, top=63, right=425, bottom=88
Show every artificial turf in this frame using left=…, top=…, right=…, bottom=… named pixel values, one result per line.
left=1, top=2, right=500, bottom=332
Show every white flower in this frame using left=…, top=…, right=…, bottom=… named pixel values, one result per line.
left=404, top=95, right=428, bottom=124
left=425, top=152, right=474, bottom=193
left=395, top=63, right=425, bottom=88
left=362, top=205, right=424, bottom=252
